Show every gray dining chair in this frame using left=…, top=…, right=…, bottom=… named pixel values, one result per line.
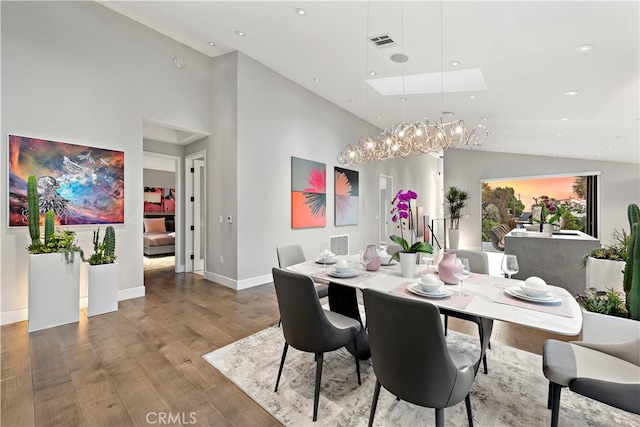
left=441, top=250, right=492, bottom=374
left=543, top=338, right=640, bottom=427
left=272, top=268, right=362, bottom=422
left=276, top=244, right=329, bottom=299
left=363, top=289, right=477, bottom=427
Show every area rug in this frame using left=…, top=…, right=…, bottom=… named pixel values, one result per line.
left=143, top=255, right=175, bottom=270
left=203, top=326, right=639, bottom=426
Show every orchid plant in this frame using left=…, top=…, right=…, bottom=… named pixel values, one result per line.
left=533, top=195, right=563, bottom=225
left=389, top=189, right=433, bottom=259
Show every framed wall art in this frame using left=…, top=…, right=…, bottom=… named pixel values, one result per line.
left=334, top=167, right=359, bottom=226
left=291, top=156, right=326, bottom=228
left=8, top=134, right=125, bottom=226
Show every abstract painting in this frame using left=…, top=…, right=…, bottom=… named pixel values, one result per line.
left=291, top=157, right=326, bottom=228
left=334, top=167, right=359, bottom=226
left=8, top=134, right=125, bottom=226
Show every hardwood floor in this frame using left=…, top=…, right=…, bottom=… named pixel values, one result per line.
left=1, top=267, right=577, bottom=426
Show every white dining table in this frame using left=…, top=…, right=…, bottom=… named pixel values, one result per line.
left=288, top=256, right=583, bottom=337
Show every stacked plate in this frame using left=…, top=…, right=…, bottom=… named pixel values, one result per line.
left=327, top=267, right=358, bottom=278
left=406, top=282, right=452, bottom=299
left=505, top=286, right=561, bottom=303
left=315, top=257, right=337, bottom=265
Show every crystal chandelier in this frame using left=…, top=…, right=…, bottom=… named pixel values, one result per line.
left=337, top=1, right=489, bottom=166
left=337, top=119, right=488, bottom=166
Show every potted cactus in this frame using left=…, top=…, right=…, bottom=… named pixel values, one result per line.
left=84, top=226, right=119, bottom=316
left=26, top=175, right=82, bottom=332
left=578, top=203, right=640, bottom=342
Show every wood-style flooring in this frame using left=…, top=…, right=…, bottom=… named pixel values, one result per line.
left=1, top=267, right=578, bottom=426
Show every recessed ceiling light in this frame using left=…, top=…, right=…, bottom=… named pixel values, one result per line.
left=400, top=97, right=407, bottom=102
left=208, top=41, right=216, bottom=47
left=369, top=71, right=377, bottom=76
left=295, top=8, right=306, bottom=16
left=481, top=117, right=488, bottom=121
left=235, top=30, right=245, bottom=37
left=616, top=136, right=627, bottom=140
left=565, top=90, right=579, bottom=96
left=607, top=146, right=614, bottom=149
left=442, top=111, right=454, bottom=116
left=560, top=117, right=569, bottom=121
left=313, top=78, right=320, bottom=82
left=348, top=99, right=356, bottom=104
left=469, top=95, right=476, bottom=99
left=552, top=152, right=558, bottom=156
left=557, top=134, right=563, bottom=138
left=173, top=57, right=185, bottom=69
left=575, top=44, right=593, bottom=52
left=449, top=60, right=460, bottom=67
left=490, top=131, right=495, bottom=135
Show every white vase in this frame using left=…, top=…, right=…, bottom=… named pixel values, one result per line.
left=399, top=252, right=417, bottom=278
left=585, top=257, right=625, bottom=292
left=85, top=262, right=119, bottom=317
left=449, top=228, right=460, bottom=249
left=581, top=310, right=639, bottom=343
left=542, top=223, right=553, bottom=235
left=28, top=253, right=80, bottom=333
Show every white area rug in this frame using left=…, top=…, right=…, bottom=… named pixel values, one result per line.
left=143, top=255, right=175, bottom=270
left=203, top=326, right=638, bottom=426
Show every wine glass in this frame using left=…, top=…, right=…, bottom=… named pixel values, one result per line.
left=319, top=242, right=329, bottom=268
left=453, top=258, right=470, bottom=296
left=499, top=254, right=519, bottom=288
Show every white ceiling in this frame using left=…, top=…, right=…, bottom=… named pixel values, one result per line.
left=101, top=1, right=640, bottom=164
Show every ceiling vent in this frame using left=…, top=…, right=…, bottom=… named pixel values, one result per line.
left=369, top=33, right=396, bottom=48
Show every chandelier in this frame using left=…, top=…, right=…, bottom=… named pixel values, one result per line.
left=337, top=119, right=488, bottom=166
left=337, top=0, right=489, bottom=167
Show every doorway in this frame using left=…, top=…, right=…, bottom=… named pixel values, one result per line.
left=186, top=151, right=206, bottom=274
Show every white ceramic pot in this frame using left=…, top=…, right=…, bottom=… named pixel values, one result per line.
left=28, top=253, right=80, bottom=333
left=449, top=228, right=460, bottom=249
left=585, top=257, right=625, bottom=292
left=85, top=262, right=119, bottom=317
left=542, top=223, right=553, bottom=235
left=581, top=310, right=639, bottom=343
left=399, top=252, right=417, bottom=278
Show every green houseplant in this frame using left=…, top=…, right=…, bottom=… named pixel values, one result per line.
left=445, top=186, right=469, bottom=249
left=85, top=225, right=119, bottom=317
left=86, top=226, right=117, bottom=265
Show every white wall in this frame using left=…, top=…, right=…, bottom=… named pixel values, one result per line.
left=1, top=1, right=212, bottom=323
left=443, top=149, right=640, bottom=249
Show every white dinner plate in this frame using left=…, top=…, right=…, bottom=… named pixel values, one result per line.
left=505, top=286, right=562, bottom=303
left=380, top=259, right=397, bottom=266
left=315, top=258, right=337, bottom=265
left=328, top=269, right=358, bottom=278
left=406, top=283, right=452, bottom=299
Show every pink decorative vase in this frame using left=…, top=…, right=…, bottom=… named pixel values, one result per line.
left=438, top=251, right=458, bottom=284
left=365, top=245, right=380, bottom=271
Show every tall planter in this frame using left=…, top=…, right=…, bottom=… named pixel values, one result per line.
left=585, top=257, right=625, bottom=292
left=449, top=228, right=460, bottom=249
left=85, top=262, right=119, bottom=317
left=28, top=253, right=80, bottom=333
left=399, top=252, right=417, bottom=278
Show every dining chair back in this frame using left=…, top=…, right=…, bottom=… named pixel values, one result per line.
left=449, top=249, right=489, bottom=274
left=272, top=267, right=361, bottom=421
left=363, top=289, right=476, bottom=427
left=276, top=244, right=328, bottom=299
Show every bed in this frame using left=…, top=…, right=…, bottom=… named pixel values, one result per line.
left=143, top=217, right=175, bottom=256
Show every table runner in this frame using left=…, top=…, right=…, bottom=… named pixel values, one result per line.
left=389, top=282, right=474, bottom=310
left=494, top=291, right=574, bottom=318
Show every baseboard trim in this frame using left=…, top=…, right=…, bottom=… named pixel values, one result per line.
left=119, top=286, right=145, bottom=301
left=204, top=272, right=272, bottom=290
left=1, top=308, right=28, bottom=326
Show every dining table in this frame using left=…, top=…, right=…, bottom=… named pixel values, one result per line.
left=287, top=255, right=583, bottom=366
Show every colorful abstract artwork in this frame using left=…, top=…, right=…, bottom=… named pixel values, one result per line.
left=8, top=135, right=125, bottom=226
left=291, top=157, right=326, bottom=228
left=144, top=187, right=175, bottom=213
left=334, top=167, right=359, bottom=226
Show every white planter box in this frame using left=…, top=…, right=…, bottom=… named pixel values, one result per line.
left=585, top=257, right=625, bottom=292
left=85, top=262, right=119, bottom=317
left=28, top=253, right=80, bottom=333
left=581, top=310, right=640, bottom=343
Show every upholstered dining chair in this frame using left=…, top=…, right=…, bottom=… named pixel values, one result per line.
left=363, top=289, right=478, bottom=427
left=271, top=268, right=362, bottom=422
left=543, top=338, right=640, bottom=427
left=440, top=250, right=492, bottom=374
left=276, top=244, right=329, bottom=298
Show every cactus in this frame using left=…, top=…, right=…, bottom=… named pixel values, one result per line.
left=44, top=210, right=55, bottom=246
left=103, top=226, right=116, bottom=261
left=87, top=226, right=116, bottom=265
left=623, top=203, right=640, bottom=320
left=27, top=175, right=41, bottom=250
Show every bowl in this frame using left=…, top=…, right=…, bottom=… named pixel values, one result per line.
left=419, top=274, right=442, bottom=293
left=334, top=259, right=350, bottom=273
left=521, top=276, right=550, bottom=297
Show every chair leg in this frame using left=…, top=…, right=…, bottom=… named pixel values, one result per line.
left=465, top=394, right=474, bottom=427
left=547, top=382, right=553, bottom=409
left=274, top=343, right=288, bottom=392
left=435, top=408, right=444, bottom=427
left=550, top=382, right=562, bottom=427
left=354, top=338, right=361, bottom=385
left=482, top=354, right=488, bottom=375
left=368, top=380, right=381, bottom=427
left=313, top=353, right=324, bottom=422
left=477, top=321, right=488, bottom=374
left=444, top=314, right=449, bottom=336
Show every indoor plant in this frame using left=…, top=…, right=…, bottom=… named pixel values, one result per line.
left=26, top=175, right=82, bottom=332
left=581, top=229, right=627, bottom=292
left=577, top=203, right=639, bottom=342
left=532, top=195, right=563, bottom=233
left=445, top=186, right=469, bottom=249
left=389, top=189, right=433, bottom=277
left=84, top=226, right=119, bottom=316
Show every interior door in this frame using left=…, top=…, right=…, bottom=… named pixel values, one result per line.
left=192, top=159, right=205, bottom=271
